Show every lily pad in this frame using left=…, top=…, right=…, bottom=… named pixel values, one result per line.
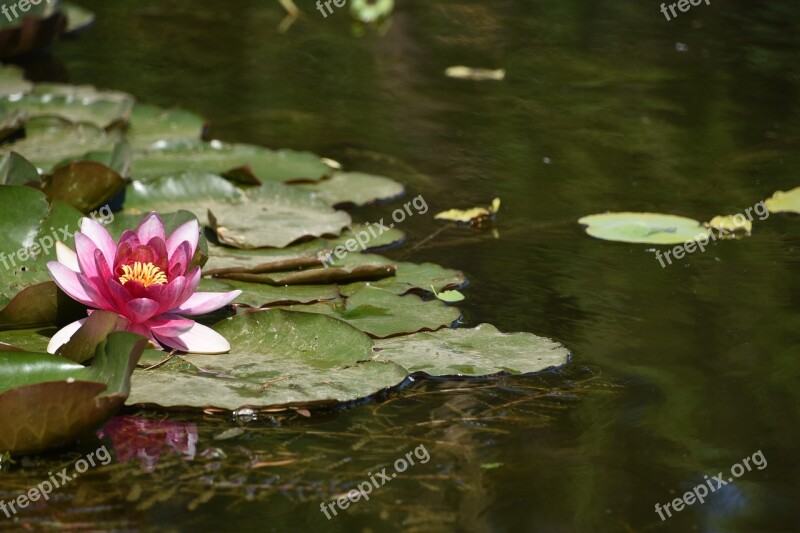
left=0, top=151, right=39, bottom=185
left=578, top=212, right=711, bottom=244
left=63, top=1, right=95, bottom=34
left=127, top=310, right=409, bottom=410
left=203, top=225, right=404, bottom=274
left=0, top=64, right=31, bottom=97
left=298, top=171, right=405, bottom=207
left=44, top=159, right=127, bottom=213
left=373, top=324, right=569, bottom=376
left=124, top=171, right=351, bottom=248
left=0, top=83, right=135, bottom=129
left=0, top=186, right=82, bottom=307
left=0, top=116, right=121, bottom=172
left=131, top=138, right=330, bottom=184
left=126, top=103, right=206, bottom=150
left=201, top=279, right=339, bottom=308
left=0, top=332, right=147, bottom=455
left=340, top=260, right=466, bottom=296
left=277, top=285, right=462, bottom=338
left=764, top=187, right=800, bottom=214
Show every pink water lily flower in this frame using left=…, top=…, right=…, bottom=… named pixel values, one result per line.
left=47, top=212, right=241, bottom=355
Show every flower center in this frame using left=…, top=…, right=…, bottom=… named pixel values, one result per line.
left=119, top=262, right=168, bottom=287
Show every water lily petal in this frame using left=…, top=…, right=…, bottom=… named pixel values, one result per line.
left=127, top=323, right=160, bottom=348
left=56, top=242, right=79, bottom=272
left=79, top=217, right=116, bottom=266
left=154, top=322, right=231, bottom=354
left=148, top=314, right=195, bottom=337
left=79, top=276, right=115, bottom=310
left=166, top=219, right=199, bottom=258
left=125, top=298, right=160, bottom=323
left=47, top=261, right=95, bottom=306
left=75, top=233, right=100, bottom=279
left=174, top=290, right=242, bottom=316
left=168, top=241, right=192, bottom=279
left=150, top=275, right=186, bottom=314
left=135, top=212, right=166, bottom=244
left=47, top=318, right=86, bottom=354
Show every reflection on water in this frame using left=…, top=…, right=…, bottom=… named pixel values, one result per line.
left=2, top=0, right=799, bottom=531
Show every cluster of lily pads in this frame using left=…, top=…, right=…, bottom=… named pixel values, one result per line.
left=0, top=65, right=569, bottom=455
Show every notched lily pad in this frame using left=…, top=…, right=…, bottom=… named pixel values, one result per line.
left=578, top=212, right=711, bottom=244
left=298, top=171, right=405, bottom=207
left=373, top=324, right=569, bottom=376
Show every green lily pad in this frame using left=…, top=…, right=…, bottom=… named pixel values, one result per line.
left=127, top=310, right=409, bottom=410
left=124, top=171, right=351, bottom=248
left=0, top=116, right=121, bottom=172
left=131, top=138, right=330, bottom=184
left=373, top=324, right=569, bottom=376
left=340, top=261, right=466, bottom=296
left=44, top=159, right=127, bottom=213
left=0, top=186, right=82, bottom=307
left=200, top=279, right=339, bottom=308
left=764, top=187, right=800, bottom=214
left=0, top=151, right=39, bottom=185
left=63, top=1, right=95, bottom=34
left=203, top=225, right=404, bottom=274
left=578, top=212, right=711, bottom=244
left=0, top=332, right=146, bottom=455
left=0, top=326, right=54, bottom=352
left=0, top=83, right=134, bottom=129
left=277, top=285, right=462, bottom=338
left=0, top=281, right=86, bottom=331
left=298, top=171, right=405, bottom=207
left=126, top=104, right=206, bottom=150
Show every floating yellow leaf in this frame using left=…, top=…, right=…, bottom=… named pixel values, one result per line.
left=435, top=198, right=501, bottom=224
left=445, top=66, right=506, bottom=81
left=706, top=215, right=752, bottom=237
left=764, top=187, right=800, bottom=214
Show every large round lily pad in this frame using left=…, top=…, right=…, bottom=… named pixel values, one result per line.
left=373, top=324, right=570, bottom=376
left=127, top=310, right=410, bottom=410
left=578, top=212, right=711, bottom=244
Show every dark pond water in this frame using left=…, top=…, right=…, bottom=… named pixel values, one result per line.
left=2, top=0, right=799, bottom=531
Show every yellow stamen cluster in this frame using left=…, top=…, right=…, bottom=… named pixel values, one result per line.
left=119, top=262, right=168, bottom=287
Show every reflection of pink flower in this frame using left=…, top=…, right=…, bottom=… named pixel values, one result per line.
left=46, top=212, right=240, bottom=354
left=99, top=416, right=198, bottom=472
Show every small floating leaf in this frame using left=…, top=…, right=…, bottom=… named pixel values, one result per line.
left=435, top=198, right=500, bottom=224
left=445, top=66, right=506, bottom=81
left=706, top=214, right=752, bottom=237
left=764, top=187, right=800, bottom=214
